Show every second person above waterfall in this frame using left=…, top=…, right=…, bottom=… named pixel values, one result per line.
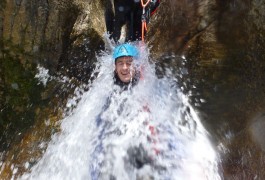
left=105, top=0, right=160, bottom=43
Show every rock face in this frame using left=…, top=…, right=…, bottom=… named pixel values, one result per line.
left=1, top=0, right=265, bottom=179
left=0, top=0, right=105, bottom=178
left=0, top=0, right=105, bottom=143
left=149, top=0, right=265, bottom=179
left=1, top=0, right=66, bottom=150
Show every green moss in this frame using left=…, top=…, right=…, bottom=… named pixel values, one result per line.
left=0, top=0, right=6, bottom=11
left=0, top=40, right=43, bottom=150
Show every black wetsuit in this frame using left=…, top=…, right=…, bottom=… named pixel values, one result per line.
left=113, top=71, right=141, bottom=90
left=91, top=71, right=151, bottom=179
left=105, top=0, right=160, bottom=43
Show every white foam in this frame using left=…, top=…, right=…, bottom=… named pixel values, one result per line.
left=21, top=45, right=221, bottom=180
left=35, top=65, right=50, bottom=86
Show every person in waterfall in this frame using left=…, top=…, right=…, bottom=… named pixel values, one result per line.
left=113, top=43, right=141, bottom=89
left=113, top=43, right=160, bottom=161
left=105, top=0, right=160, bottom=43
left=90, top=43, right=152, bottom=179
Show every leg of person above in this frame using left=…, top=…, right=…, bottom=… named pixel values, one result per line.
left=105, top=0, right=160, bottom=43
left=125, top=11, right=135, bottom=42
left=132, top=5, right=143, bottom=41
left=111, top=0, right=133, bottom=43
left=105, top=0, right=141, bottom=43
left=104, top=0, right=115, bottom=36
left=105, top=9, right=114, bottom=36
left=124, top=2, right=142, bottom=42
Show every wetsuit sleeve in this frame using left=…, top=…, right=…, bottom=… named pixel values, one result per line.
left=95, top=96, right=112, bottom=127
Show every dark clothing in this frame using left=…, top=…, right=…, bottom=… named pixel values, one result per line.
left=105, top=0, right=160, bottom=43
left=113, top=71, right=141, bottom=90
left=91, top=75, right=152, bottom=179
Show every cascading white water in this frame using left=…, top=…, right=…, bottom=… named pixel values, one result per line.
left=20, top=44, right=221, bottom=180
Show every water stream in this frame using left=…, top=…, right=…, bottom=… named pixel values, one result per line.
left=20, top=44, right=221, bottom=180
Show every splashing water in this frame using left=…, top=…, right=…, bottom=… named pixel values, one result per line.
left=20, top=44, right=221, bottom=180
left=35, top=65, right=50, bottom=87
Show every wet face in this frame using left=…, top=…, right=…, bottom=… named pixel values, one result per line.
left=115, top=56, right=136, bottom=83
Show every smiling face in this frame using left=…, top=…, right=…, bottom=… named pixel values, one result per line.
left=115, top=56, right=136, bottom=83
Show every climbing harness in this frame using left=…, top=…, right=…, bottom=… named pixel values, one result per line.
left=140, top=1, right=161, bottom=157
left=141, top=0, right=151, bottom=42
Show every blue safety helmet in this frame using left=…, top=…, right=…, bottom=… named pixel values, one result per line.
left=113, top=43, right=139, bottom=60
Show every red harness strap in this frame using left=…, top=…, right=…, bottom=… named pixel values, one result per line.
left=150, top=0, right=160, bottom=16
left=140, top=0, right=160, bottom=41
left=139, top=0, right=160, bottom=155
left=141, top=0, right=151, bottom=42
left=143, top=104, right=160, bottom=155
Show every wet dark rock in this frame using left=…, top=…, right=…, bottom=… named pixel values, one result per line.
left=149, top=0, right=265, bottom=179
left=0, top=1, right=104, bottom=178
left=0, top=42, right=43, bottom=151
left=57, top=28, right=104, bottom=82
left=1, top=0, right=265, bottom=179
left=250, top=113, right=265, bottom=152
left=1, top=0, right=104, bottom=144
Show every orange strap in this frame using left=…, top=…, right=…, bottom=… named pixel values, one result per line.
left=141, top=21, right=147, bottom=42
left=140, top=0, right=151, bottom=42
left=141, top=0, right=151, bottom=8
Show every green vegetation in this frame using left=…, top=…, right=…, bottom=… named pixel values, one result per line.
left=0, top=40, right=43, bottom=150
left=0, top=0, right=6, bottom=11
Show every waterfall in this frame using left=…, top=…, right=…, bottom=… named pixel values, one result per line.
left=20, top=44, right=221, bottom=180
